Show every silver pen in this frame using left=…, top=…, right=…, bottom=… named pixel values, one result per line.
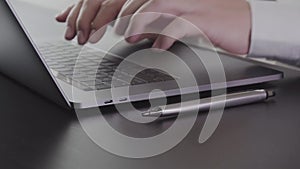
left=142, top=89, right=275, bottom=117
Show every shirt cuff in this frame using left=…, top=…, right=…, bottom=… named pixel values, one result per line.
left=248, top=0, right=300, bottom=67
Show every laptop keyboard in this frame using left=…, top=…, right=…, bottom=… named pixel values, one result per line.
left=38, top=41, right=174, bottom=91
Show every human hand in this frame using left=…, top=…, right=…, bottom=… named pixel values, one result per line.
left=56, top=0, right=251, bottom=54
left=55, top=0, right=127, bottom=45
left=114, top=0, right=251, bottom=54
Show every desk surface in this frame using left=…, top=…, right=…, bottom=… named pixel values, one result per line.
left=1, top=64, right=300, bottom=169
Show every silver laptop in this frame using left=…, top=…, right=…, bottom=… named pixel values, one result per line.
left=0, top=0, right=283, bottom=109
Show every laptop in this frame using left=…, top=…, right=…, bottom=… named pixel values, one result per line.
left=0, top=0, right=283, bottom=109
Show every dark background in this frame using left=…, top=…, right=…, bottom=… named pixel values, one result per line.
left=1, top=65, right=300, bottom=169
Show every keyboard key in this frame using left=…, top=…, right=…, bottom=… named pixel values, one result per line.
left=39, top=42, right=174, bottom=91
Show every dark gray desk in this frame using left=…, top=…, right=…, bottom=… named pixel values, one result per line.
left=1, top=65, right=300, bottom=169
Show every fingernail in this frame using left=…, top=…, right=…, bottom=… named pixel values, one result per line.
left=90, top=29, right=96, bottom=36
left=65, top=26, right=73, bottom=40
left=152, top=40, right=160, bottom=48
left=88, top=29, right=97, bottom=43
left=55, top=11, right=63, bottom=18
left=88, top=28, right=106, bottom=44
left=55, top=14, right=60, bottom=19
left=151, top=41, right=163, bottom=53
left=124, top=29, right=133, bottom=42
left=77, top=31, right=86, bottom=45
left=126, top=35, right=140, bottom=43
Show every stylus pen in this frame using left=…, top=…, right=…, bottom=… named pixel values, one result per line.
left=142, top=89, right=275, bottom=117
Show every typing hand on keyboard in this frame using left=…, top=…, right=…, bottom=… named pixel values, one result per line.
left=55, top=0, right=127, bottom=45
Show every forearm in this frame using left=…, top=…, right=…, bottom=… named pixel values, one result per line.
left=248, top=0, right=300, bottom=67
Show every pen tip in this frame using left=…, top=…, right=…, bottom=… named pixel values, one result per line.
left=142, top=112, right=151, bottom=117
left=142, top=110, right=162, bottom=117
left=267, top=90, right=276, bottom=98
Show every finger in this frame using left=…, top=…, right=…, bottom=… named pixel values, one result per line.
left=120, top=0, right=149, bottom=17
left=125, top=33, right=158, bottom=44
left=89, top=0, right=126, bottom=43
left=65, top=1, right=84, bottom=40
left=114, top=0, right=148, bottom=35
left=152, top=21, right=184, bottom=50
left=76, top=0, right=102, bottom=45
left=152, top=15, right=201, bottom=50
left=56, top=4, right=75, bottom=22
left=124, top=0, right=179, bottom=43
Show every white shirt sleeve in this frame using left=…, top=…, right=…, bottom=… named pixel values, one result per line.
left=248, top=0, right=300, bottom=67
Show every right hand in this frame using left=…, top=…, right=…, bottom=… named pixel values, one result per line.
left=55, top=0, right=127, bottom=45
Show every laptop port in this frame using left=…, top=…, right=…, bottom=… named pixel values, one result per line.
left=104, top=100, right=113, bottom=104
left=119, top=98, right=128, bottom=102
